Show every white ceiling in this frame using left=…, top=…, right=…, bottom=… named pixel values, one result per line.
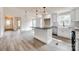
left=3, top=7, right=75, bottom=20
left=17, top=7, right=75, bottom=19
left=17, top=7, right=74, bottom=18
left=18, top=7, right=74, bottom=14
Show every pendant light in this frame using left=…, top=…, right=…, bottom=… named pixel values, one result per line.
left=25, top=10, right=27, bottom=17
left=42, top=7, right=47, bottom=18
left=36, top=9, right=38, bottom=16
left=35, top=8, right=38, bottom=17
left=42, top=7, right=51, bottom=18
left=43, top=7, right=46, bottom=14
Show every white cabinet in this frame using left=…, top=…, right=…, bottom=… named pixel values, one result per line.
left=51, top=14, right=58, bottom=26
left=71, top=9, right=76, bottom=21
left=50, top=38, right=71, bottom=51
left=75, top=31, right=79, bottom=51
left=58, top=27, right=71, bottom=39
left=34, top=28, right=52, bottom=44
left=57, top=42, right=71, bottom=51
left=35, top=17, right=42, bottom=27
left=43, top=18, right=51, bottom=27
left=71, top=8, right=79, bottom=21
left=75, top=9, right=79, bottom=21
left=35, top=15, right=52, bottom=28
left=76, top=31, right=79, bottom=39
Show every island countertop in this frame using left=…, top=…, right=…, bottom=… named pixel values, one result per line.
left=32, top=26, right=57, bottom=29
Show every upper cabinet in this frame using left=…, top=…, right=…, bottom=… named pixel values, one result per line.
left=51, top=14, right=58, bottom=27
left=75, top=9, right=79, bottom=21
left=43, top=18, right=51, bottom=27
left=71, top=8, right=79, bottom=21
left=32, top=15, right=52, bottom=28
left=42, top=15, right=52, bottom=27
left=71, top=9, right=76, bottom=21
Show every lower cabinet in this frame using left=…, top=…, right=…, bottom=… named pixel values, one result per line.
left=76, top=39, right=79, bottom=51
left=51, top=38, right=71, bottom=51
left=58, top=27, right=71, bottom=39
left=76, top=31, right=79, bottom=51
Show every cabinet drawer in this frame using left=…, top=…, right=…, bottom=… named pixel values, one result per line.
left=58, top=42, right=71, bottom=50
left=76, top=32, right=79, bottom=39
left=52, top=38, right=71, bottom=50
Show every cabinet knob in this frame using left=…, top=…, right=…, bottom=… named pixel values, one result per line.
left=56, top=43, right=58, bottom=45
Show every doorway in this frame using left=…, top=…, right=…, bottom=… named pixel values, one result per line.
left=5, top=16, right=14, bottom=31
left=14, top=17, right=21, bottom=30
left=5, top=16, right=21, bottom=31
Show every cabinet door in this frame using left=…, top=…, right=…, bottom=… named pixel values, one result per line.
left=58, top=28, right=71, bottom=38
left=75, top=9, right=79, bottom=21
left=71, top=10, right=76, bottom=21
left=52, top=39, right=71, bottom=51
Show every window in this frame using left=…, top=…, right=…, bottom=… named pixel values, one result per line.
left=6, top=19, right=11, bottom=26
left=17, top=20, right=21, bottom=28
left=58, top=14, right=71, bottom=27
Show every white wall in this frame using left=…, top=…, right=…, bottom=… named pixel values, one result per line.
left=4, top=7, right=32, bottom=31
left=0, top=7, right=5, bottom=37
left=0, top=7, right=33, bottom=37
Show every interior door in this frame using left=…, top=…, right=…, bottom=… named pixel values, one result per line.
left=15, top=17, right=21, bottom=30
left=5, top=16, right=13, bottom=31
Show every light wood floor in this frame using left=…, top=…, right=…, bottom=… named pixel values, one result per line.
left=0, top=31, right=46, bottom=51
left=0, top=31, right=71, bottom=51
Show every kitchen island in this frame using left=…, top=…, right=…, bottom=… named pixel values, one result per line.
left=32, top=27, right=52, bottom=44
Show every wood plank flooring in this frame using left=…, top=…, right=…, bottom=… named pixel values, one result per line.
left=0, top=31, right=71, bottom=51
left=0, top=31, right=46, bottom=51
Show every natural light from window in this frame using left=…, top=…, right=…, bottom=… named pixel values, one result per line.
left=57, top=14, right=71, bottom=27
